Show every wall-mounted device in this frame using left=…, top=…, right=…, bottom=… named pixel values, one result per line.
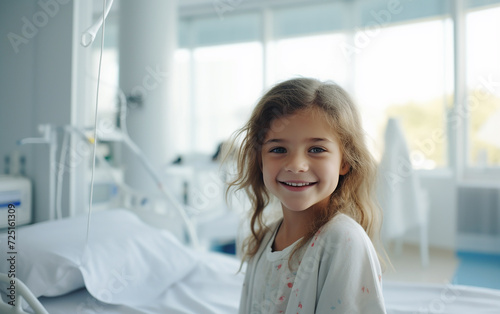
left=0, top=176, right=32, bottom=229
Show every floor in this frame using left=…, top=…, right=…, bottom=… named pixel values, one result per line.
left=384, top=243, right=459, bottom=284
left=453, top=251, right=500, bottom=290
left=383, top=243, right=500, bottom=290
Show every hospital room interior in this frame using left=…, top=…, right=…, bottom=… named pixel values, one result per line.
left=1, top=0, right=500, bottom=313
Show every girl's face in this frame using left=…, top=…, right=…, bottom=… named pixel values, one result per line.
left=261, top=108, right=350, bottom=213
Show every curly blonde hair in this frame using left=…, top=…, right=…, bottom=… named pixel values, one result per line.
left=226, top=77, right=384, bottom=267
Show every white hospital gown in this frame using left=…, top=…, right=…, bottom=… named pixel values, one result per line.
left=249, top=224, right=305, bottom=313
left=239, top=213, right=386, bottom=314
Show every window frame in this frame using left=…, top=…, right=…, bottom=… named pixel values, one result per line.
left=454, top=1, right=500, bottom=182
left=177, top=0, right=500, bottom=181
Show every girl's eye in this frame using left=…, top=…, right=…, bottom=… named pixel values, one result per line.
left=270, top=147, right=286, bottom=153
left=309, top=147, right=326, bottom=153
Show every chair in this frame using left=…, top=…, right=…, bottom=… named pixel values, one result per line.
left=376, top=118, right=429, bottom=267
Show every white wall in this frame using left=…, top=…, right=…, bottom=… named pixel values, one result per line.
left=421, top=172, right=457, bottom=249
left=0, top=1, right=37, bottom=178
left=401, top=171, right=457, bottom=250
left=0, top=0, right=91, bottom=222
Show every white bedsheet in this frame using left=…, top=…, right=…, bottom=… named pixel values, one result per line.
left=37, top=273, right=500, bottom=314
left=38, top=251, right=244, bottom=314
left=383, top=281, right=500, bottom=314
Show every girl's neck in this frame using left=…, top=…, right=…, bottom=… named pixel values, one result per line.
left=273, top=208, right=315, bottom=251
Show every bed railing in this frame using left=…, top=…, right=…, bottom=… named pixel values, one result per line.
left=0, top=273, right=48, bottom=314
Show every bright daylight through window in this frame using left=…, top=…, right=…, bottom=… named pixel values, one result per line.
left=466, top=6, right=500, bottom=168
left=94, top=0, right=500, bottom=172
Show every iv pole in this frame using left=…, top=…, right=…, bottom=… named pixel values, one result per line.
left=79, top=0, right=199, bottom=247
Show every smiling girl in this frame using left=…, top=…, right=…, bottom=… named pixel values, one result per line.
left=229, top=78, right=386, bottom=313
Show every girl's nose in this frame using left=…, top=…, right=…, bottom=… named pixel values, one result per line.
left=284, top=152, right=309, bottom=173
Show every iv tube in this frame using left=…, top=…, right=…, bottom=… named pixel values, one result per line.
left=81, top=0, right=114, bottom=47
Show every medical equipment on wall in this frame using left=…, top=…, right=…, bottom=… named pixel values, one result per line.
left=79, top=0, right=197, bottom=247
left=88, top=167, right=121, bottom=211
left=0, top=175, right=32, bottom=228
left=4, top=150, right=26, bottom=176
left=26, top=121, right=199, bottom=246
left=17, top=124, right=58, bottom=220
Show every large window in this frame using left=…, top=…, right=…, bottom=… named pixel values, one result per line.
left=355, top=19, right=453, bottom=168
left=172, top=0, right=500, bottom=175
left=269, top=33, right=349, bottom=86
left=190, top=42, right=263, bottom=154
left=466, top=6, right=500, bottom=168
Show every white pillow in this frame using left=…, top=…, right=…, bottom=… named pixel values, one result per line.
left=0, top=209, right=198, bottom=305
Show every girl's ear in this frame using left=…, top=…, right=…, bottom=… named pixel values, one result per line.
left=339, top=161, right=350, bottom=175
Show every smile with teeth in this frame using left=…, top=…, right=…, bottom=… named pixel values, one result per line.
left=281, top=181, right=315, bottom=187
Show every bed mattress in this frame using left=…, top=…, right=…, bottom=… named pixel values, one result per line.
left=38, top=251, right=244, bottom=314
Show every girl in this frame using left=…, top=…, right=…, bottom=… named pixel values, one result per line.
left=228, top=78, right=387, bottom=313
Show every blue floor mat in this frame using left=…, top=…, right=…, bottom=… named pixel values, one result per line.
left=453, top=251, right=500, bottom=290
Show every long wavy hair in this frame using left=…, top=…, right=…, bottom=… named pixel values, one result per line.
left=226, top=77, right=384, bottom=268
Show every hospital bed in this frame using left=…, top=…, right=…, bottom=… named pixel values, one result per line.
left=0, top=208, right=243, bottom=314
left=1, top=208, right=500, bottom=314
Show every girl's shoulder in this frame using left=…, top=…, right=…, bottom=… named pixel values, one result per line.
left=322, top=213, right=366, bottom=234
left=313, top=213, right=372, bottom=251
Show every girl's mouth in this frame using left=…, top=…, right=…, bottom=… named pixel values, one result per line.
left=279, top=181, right=316, bottom=190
